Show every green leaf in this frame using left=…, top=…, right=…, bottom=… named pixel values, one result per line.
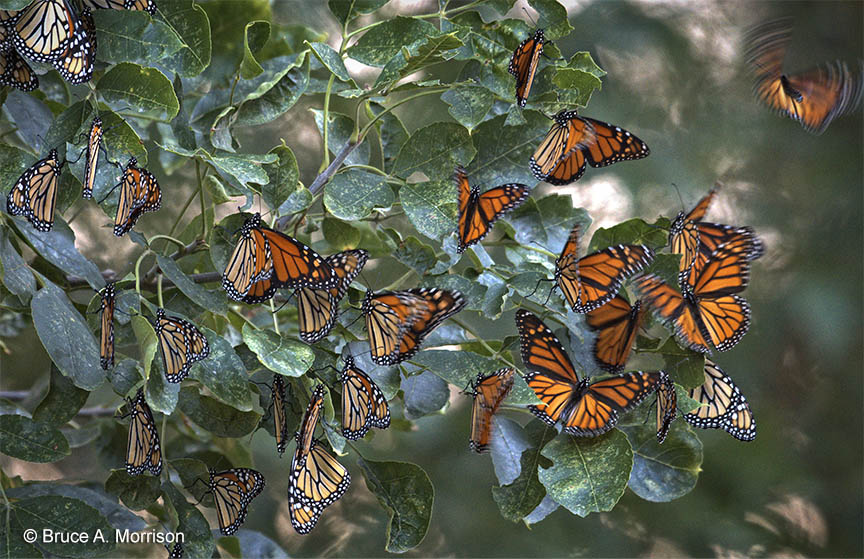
left=0, top=415, right=70, bottom=463
left=508, top=195, right=590, bottom=255
left=657, top=338, right=705, bottom=389
left=159, top=0, right=212, bottom=77
left=324, top=169, right=394, bottom=220
left=32, top=366, right=89, bottom=427
left=156, top=255, right=227, bottom=316
left=261, top=143, right=299, bottom=212
left=177, top=387, right=261, bottom=437
left=162, top=482, right=215, bottom=559
left=489, top=417, right=532, bottom=484
left=31, top=283, right=103, bottom=391
left=105, top=470, right=162, bottom=511
left=209, top=212, right=248, bottom=273
left=156, top=143, right=277, bottom=188
left=492, top=446, right=546, bottom=522
left=358, top=458, right=434, bottom=553
left=190, top=328, right=255, bottom=412
left=0, top=144, right=34, bottom=199
left=528, top=0, right=573, bottom=39
left=347, top=16, right=438, bottom=67
left=4, top=91, right=51, bottom=151
left=622, top=422, right=703, bottom=502
left=97, top=63, right=180, bottom=121
left=131, top=315, right=158, bottom=383
left=328, top=0, right=388, bottom=24
left=469, top=110, right=549, bottom=187
left=587, top=218, right=669, bottom=252
left=392, top=235, right=437, bottom=275
left=393, top=122, right=475, bottom=181
left=44, top=100, right=91, bottom=151
left=235, top=53, right=310, bottom=126
left=538, top=430, right=633, bottom=517
left=370, top=102, right=408, bottom=173
left=400, top=179, right=458, bottom=241
left=3, top=496, right=113, bottom=557
left=0, top=228, right=35, bottom=301
left=312, top=109, right=370, bottom=165
left=228, top=531, right=288, bottom=559
left=6, top=483, right=145, bottom=531
left=401, top=371, right=448, bottom=419
left=552, top=67, right=602, bottom=108
left=93, top=10, right=184, bottom=65
left=373, top=31, right=463, bottom=89
left=441, top=84, right=495, bottom=130
left=240, top=20, right=270, bottom=79
left=307, top=41, right=353, bottom=82
left=645, top=253, right=681, bottom=287
left=13, top=218, right=104, bottom=290
left=0, top=0, right=30, bottom=8
left=322, top=217, right=362, bottom=250
left=242, top=323, right=315, bottom=377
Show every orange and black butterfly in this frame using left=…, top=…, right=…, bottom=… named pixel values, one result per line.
left=272, top=374, right=289, bottom=456
left=684, top=359, right=755, bottom=441
left=339, top=355, right=390, bottom=440
left=99, top=282, right=115, bottom=370
left=585, top=294, right=645, bottom=373
left=655, top=371, right=676, bottom=444
left=530, top=110, right=650, bottom=185
left=288, top=384, right=350, bottom=535
left=669, top=187, right=764, bottom=282
left=81, top=116, right=103, bottom=199
left=555, top=223, right=654, bottom=313
left=222, top=213, right=338, bottom=304
left=362, top=287, right=466, bottom=366
left=207, top=468, right=265, bottom=535
left=295, top=249, right=368, bottom=343
left=516, top=309, right=662, bottom=437
left=50, top=5, right=95, bottom=84
left=469, top=367, right=515, bottom=453
left=82, top=0, right=157, bottom=14
left=6, top=149, right=63, bottom=232
left=112, top=157, right=161, bottom=236
left=153, top=309, right=209, bottom=383
left=746, top=17, right=862, bottom=134
left=635, top=233, right=759, bottom=353
left=124, top=388, right=162, bottom=476
left=455, top=165, right=529, bottom=253
left=0, top=26, right=38, bottom=91
left=508, top=28, right=546, bottom=108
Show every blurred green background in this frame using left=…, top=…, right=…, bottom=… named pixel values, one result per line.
left=2, top=0, right=861, bottom=557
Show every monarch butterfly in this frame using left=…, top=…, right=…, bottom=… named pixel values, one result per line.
left=684, top=359, right=755, bottom=441
left=288, top=385, right=351, bottom=535
left=455, top=165, right=530, bottom=253
left=272, top=374, right=289, bottom=456
left=8, top=0, right=83, bottom=62
left=508, top=28, right=545, bottom=108
left=746, top=18, right=863, bottom=134
left=555, top=223, right=654, bottom=313
left=0, top=27, right=38, bottom=91
left=469, top=367, right=515, bottom=453
left=165, top=543, right=183, bottom=558
left=112, top=157, right=161, bottom=237
left=153, top=308, right=210, bottom=383
left=81, top=117, right=103, bottom=199
left=222, top=213, right=338, bottom=303
left=516, top=309, right=662, bottom=436
left=124, top=388, right=162, bottom=476
left=50, top=5, right=94, bottom=84
left=362, top=287, right=466, bottom=366
left=207, top=468, right=265, bottom=535
left=295, top=249, right=368, bottom=343
left=99, top=282, right=115, bottom=370
left=339, top=355, right=390, bottom=440
left=669, top=187, right=764, bottom=281
left=655, top=371, right=676, bottom=444
left=530, top=110, right=650, bottom=185
left=635, top=236, right=756, bottom=353
left=82, top=0, right=157, bottom=14
left=585, top=294, right=645, bottom=373
left=6, top=149, right=63, bottom=232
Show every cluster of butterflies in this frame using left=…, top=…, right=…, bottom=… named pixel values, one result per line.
left=6, top=115, right=163, bottom=235
left=0, top=0, right=156, bottom=90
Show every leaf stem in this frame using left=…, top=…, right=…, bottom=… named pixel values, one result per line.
left=340, top=164, right=388, bottom=176
left=269, top=299, right=280, bottom=335
left=318, top=74, right=337, bottom=173
left=149, top=235, right=186, bottom=251
left=134, top=250, right=152, bottom=297
left=451, top=317, right=516, bottom=368
left=196, top=159, right=207, bottom=238
left=383, top=270, right=414, bottom=291
left=358, top=87, right=450, bottom=141
left=157, top=274, right=164, bottom=308
left=168, top=184, right=199, bottom=237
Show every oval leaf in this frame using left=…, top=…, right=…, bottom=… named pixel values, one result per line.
left=0, top=415, right=70, bottom=463
left=241, top=323, right=314, bottom=377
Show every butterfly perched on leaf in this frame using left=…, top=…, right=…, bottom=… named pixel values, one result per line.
left=468, top=367, right=515, bottom=453
left=207, top=468, right=265, bottom=535
left=454, top=165, right=530, bottom=253
left=530, top=110, right=650, bottom=185
left=585, top=294, right=645, bottom=373
left=0, top=26, right=37, bottom=91
left=516, top=309, right=663, bottom=437
left=684, top=359, right=755, bottom=441
left=152, top=308, right=209, bottom=383
left=50, top=5, right=95, bottom=84
left=222, top=212, right=338, bottom=304
left=338, top=355, right=390, bottom=440
left=272, top=374, right=289, bottom=456
left=112, top=157, right=161, bottom=237
left=295, top=249, right=367, bottom=343
left=288, top=384, right=350, bottom=534
left=745, top=17, right=863, bottom=134
left=81, top=117, right=103, bottom=199
left=509, top=28, right=546, bottom=108
left=99, top=282, right=115, bottom=370
left=6, top=149, right=63, bottom=232
left=123, top=388, right=162, bottom=476
left=555, top=223, right=654, bottom=313
left=362, top=287, right=465, bottom=366
left=655, top=371, right=676, bottom=444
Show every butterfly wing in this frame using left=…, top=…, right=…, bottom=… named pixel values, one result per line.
left=260, top=226, right=337, bottom=290
left=634, top=274, right=711, bottom=354
left=125, top=389, right=162, bottom=476
left=288, top=441, right=350, bottom=534
left=99, top=282, right=115, bottom=370
left=684, top=359, right=755, bottom=441
left=362, top=290, right=424, bottom=365
left=585, top=295, right=645, bottom=373
left=82, top=0, right=156, bottom=13
left=296, top=249, right=368, bottom=343
left=655, top=371, right=677, bottom=444
left=0, top=46, right=38, bottom=91
left=456, top=166, right=530, bottom=253
left=340, top=355, right=390, bottom=440
left=669, top=188, right=719, bottom=275
left=530, top=111, right=595, bottom=185
left=209, top=468, right=265, bottom=535
left=6, top=150, right=61, bottom=232
left=82, top=117, right=102, bottom=199
left=222, top=213, right=276, bottom=302
left=394, top=288, right=466, bottom=364
left=580, top=117, right=650, bottom=167
left=564, top=371, right=662, bottom=437
left=508, top=29, right=544, bottom=107
left=154, top=309, right=210, bottom=383
left=469, top=367, right=515, bottom=453
left=11, top=0, right=77, bottom=62
left=51, top=5, right=94, bottom=84
left=272, top=374, right=288, bottom=456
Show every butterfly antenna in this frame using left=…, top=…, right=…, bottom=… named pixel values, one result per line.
left=521, top=6, right=539, bottom=28
left=669, top=182, right=686, bottom=213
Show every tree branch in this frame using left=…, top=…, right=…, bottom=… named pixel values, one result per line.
left=310, top=141, right=358, bottom=195
left=66, top=271, right=221, bottom=290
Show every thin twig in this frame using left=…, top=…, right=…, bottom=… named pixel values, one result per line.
left=309, top=141, right=358, bottom=195
left=144, top=239, right=206, bottom=281
left=67, top=271, right=220, bottom=290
